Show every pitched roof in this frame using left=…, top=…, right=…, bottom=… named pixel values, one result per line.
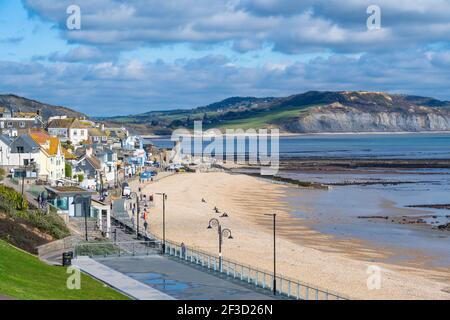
left=29, top=129, right=61, bottom=156
left=47, top=118, right=89, bottom=129
left=16, top=112, right=39, bottom=118
left=88, top=127, right=106, bottom=136
left=10, top=134, right=40, bottom=151
left=85, top=155, right=102, bottom=170
left=64, top=148, right=76, bottom=160
left=0, top=135, right=13, bottom=146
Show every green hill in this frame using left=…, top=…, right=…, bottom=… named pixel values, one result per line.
left=99, top=91, right=450, bottom=134
left=0, top=240, right=128, bottom=300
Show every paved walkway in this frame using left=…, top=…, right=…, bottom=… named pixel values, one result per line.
left=98, top=255, right=278, bottom=300
left=73, top=256, right=174, bottom=300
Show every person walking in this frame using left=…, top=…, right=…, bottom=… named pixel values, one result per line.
left=181, top=242, right=186, bottom=259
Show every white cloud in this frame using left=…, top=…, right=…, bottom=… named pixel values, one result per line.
left=23, top=0, right=450, bottom=54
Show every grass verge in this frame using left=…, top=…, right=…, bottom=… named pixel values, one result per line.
left=0, top=240, right=129, bottom=300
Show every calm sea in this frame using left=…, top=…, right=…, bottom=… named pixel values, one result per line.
left=145, top=133, right=450, bottom=266
left=145, top=133, right=450, bottom=159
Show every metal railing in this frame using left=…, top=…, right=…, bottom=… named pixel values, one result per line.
left=74, top=240, right=161, bottom=258
left=163, top=239, right=346, bottom=300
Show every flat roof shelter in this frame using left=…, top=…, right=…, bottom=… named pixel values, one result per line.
left=45, top=186, right=96, bottom=218
left=91, top=199, right=111, bottom=238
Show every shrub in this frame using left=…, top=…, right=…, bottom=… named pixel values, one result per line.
left=15, top=210, right=70, bottom=239
left=0, top=185, right=69, bottom=239
left=65, top=163, right=72, bottom=178
left=0, top=185, right=28, bottom=211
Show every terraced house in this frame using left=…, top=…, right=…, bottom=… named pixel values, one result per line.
left=47, top=117, right=89, bottom=146
left=28, top=129, right=65, bottom=183
left=0, top=106, right=44, bottom=137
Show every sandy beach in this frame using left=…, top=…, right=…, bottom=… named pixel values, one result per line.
left=132, top=171, right=450, bottom=299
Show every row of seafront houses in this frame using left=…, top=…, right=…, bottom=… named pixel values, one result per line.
left=0, top=106, right=153, bottom=238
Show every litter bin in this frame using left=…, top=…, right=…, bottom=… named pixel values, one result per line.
left=62, top=251, right=73, bottom=266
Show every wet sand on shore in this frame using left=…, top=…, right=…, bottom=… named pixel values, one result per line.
left=133, top=171, right=450, bottom=299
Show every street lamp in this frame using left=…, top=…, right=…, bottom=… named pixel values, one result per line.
left=72, top=195, right=91, bottom=241
left=130, top=191, right=140, bottom=239
left=207, top=218, right=233, bottom=272
left=264, top=213, right=277, bottom=295
left=156, top=192, right=167, bottom=254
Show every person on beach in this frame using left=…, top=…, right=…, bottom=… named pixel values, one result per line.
left=181, top=242, right=186, bottom=259
left=144, top=220, right=148, bottom=232
left=202, top=198, right=206, bottom=203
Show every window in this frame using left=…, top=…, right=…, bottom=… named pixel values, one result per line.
left=16, top=146, right=24, bottom=153
left=7, top=122, right=13, bottom=128
left=19, top=121, right=25, bottom=128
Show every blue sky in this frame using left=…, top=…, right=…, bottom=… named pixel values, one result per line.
left=1, top=0, right=450, bottom=116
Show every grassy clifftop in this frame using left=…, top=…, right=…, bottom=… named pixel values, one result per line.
left=0, top=240, right=129, bottom=300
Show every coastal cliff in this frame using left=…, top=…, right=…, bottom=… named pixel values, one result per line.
left=101, top=90, right=450, bottom=134
left=287, top=102, right=450, bottom=133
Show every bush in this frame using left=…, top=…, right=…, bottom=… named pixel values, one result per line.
left=0, top=185, right=69, bottom=239
left=0, top=168, right=5, bottom=181
left=15, top=210, right=70, bottom=239
left=65, top=163, right=72, bottom=178
left=0, top=185, right=28, bottom=211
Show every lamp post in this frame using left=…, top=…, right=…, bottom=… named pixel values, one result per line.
left=264, top=213, right=277, bottom=295
left=156, top=192, right=167, bottom=254
left=72, top=195, right=90, bottom=241
left=207, top=218, right=233, bottom=272
left=130, top=192, right=140, bottom=239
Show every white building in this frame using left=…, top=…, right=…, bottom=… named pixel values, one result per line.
left=47, top=118, right=89, bottom=146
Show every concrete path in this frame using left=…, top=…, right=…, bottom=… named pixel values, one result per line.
left=73, top=256, right=174, bottom=300
left=98, top=255, right=278, bottom=300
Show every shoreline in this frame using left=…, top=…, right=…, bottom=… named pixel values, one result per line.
left=133, top=171, right=450, bottom=299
